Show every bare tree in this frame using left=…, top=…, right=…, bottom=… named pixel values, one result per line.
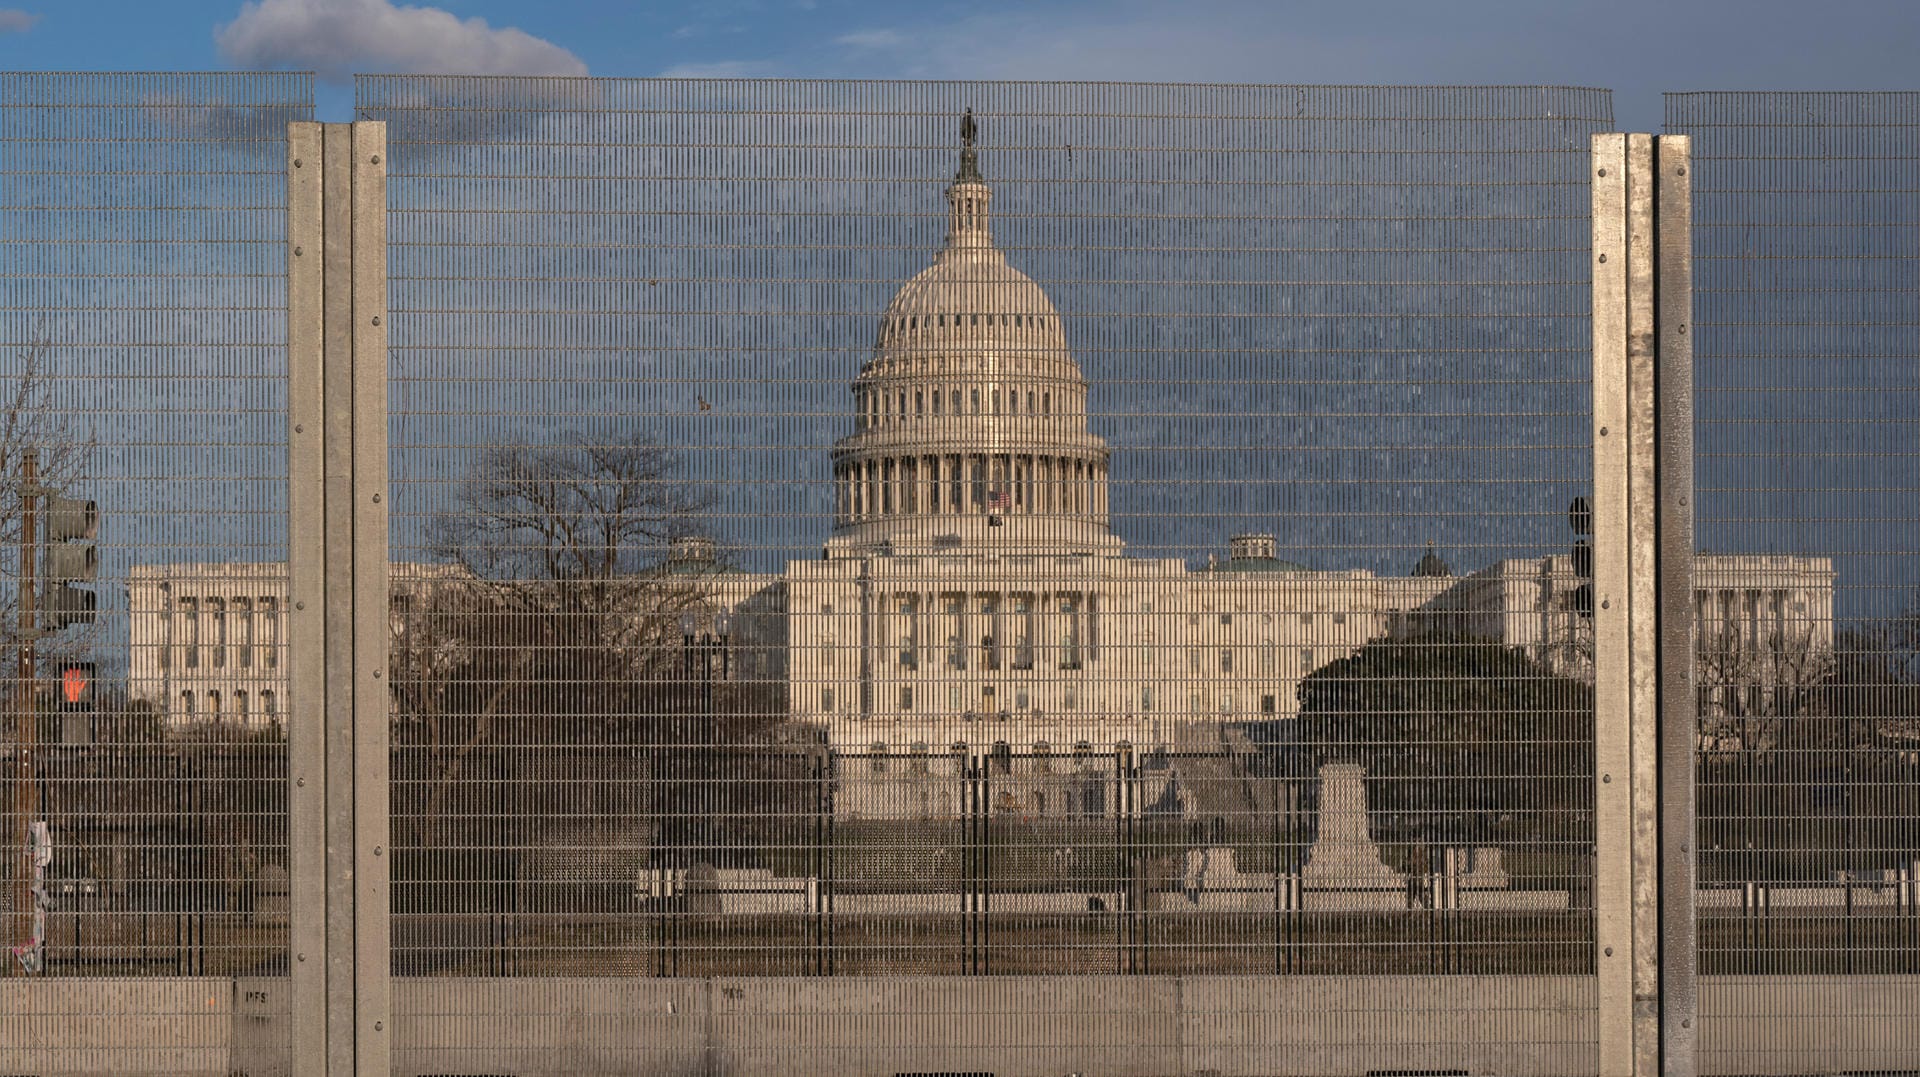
left=0, top=329, right=96, bottom=651
left=1695, top=620, right=1835, bottom=756
left=387, top=433, right=735, bottom=906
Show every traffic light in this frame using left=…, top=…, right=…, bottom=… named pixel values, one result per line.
left=57, top=663, right=95, bottom=711
left=1568, top=495, right=1593, bottom=619
left=41, top=490, right=97, bottom=631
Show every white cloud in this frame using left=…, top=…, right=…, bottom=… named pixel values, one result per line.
left=215, top=0, right=587, bottom=85
left=835, top=28, right=907, bottom=50
left=657, top=59, right=782, bottom=79
left=0, top=8, right=40, bottom=33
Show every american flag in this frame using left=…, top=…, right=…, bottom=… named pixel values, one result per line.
left=988, top=489, right=1011, bottom=512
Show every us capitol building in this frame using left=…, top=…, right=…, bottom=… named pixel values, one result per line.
left=127, top=115, right=1834, bottom=821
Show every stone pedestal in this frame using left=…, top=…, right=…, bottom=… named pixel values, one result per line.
left=1301, top=763, right=1404, bottom=906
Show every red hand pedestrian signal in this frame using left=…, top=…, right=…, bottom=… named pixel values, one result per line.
left=60, top=664, right=94, bottom=709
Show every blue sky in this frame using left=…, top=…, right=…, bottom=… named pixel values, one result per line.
left=3, top=0, right=1918, bottom=128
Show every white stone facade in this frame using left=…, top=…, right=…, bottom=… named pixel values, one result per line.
left=127, top=562, right=291, bottom=726
left=123, top=117, right=1838, bottom=824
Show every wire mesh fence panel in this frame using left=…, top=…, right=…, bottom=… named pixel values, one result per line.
left=1667, top=92, right=1920, bottom=1072
left=362, top=77, right=1609, bottom=1074
left=0, top=72, right=311, bottom=1074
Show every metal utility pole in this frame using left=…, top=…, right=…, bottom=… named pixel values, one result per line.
left=8, top=449, right=37, bottom=977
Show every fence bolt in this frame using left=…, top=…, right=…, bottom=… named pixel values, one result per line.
left=1598, top=168, right=1607, bottom=177
left=371, top=316, right=381, bottom=326
left=371, top=493, right=381, bottom=503
left=374, top=1020, right=383, bottom=1031
left=371, top=155, right=380, bottom=165
left=295, top=601, right=305, bottom=610
left=1605, top=946, right=1614, bottom=956
left=1599, top=426, right=1608, bottom=436
left=1597, top=253, right=1607, bottom=263
left=373, top=845, right=383, bottom=857
left=296, top=777, right=305, bottom=787
left=1601, top=598, right=1610, bottom=610
left=297, top=952, right=306, bottom=962
left=1603, top=773, right=1612, bottom=783
left=1682, top=1018, right=1692, bottom=1028
left=293, top=246, right=302, bottom=256
left=294, top=424, right=303, bottom=433
left=372, top=668, right=381, bottom=679
left=293, top=159, right=301, bottom=168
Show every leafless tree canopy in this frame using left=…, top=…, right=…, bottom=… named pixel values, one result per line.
left=389, top=433, right=738, bottom=869
left=0, top=330, right=96, bottom=650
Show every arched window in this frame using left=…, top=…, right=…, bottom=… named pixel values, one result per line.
left=181, top=690, right=194, bottom=718
left=1043, top=392, right=1051, bottom=415
left=870, top=743, right=889, bottom=774
left=991, top=741, right=1013, bottom=775
left=235, top=690, right=249, bottom=719
left=261, top=689, right=277, bottom=718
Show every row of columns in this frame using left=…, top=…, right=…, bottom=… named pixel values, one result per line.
left=866, top=589, right=1102, bottom=675
left=857, top=383, right=1070, bottom=427
left=834, top=453, right=1108, bottom=525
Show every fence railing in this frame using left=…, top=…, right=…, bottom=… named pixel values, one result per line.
left=0, top=74, right=1915, bottom=1077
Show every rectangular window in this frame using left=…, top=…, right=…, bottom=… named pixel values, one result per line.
left=1300, top=648, right=1315, bottom=671
left=209, top=598, right=227, bottom=668
left=1332, top=612, right=1347, bottom=625
left=236, top=597, right=254, bottom=668
left=1299, top=612, right=1313, bottom=625
left=261, top=598, right=280, bottom=669
left=1261, top=694, right=1276, bottom=714
left=1219, top=649, right=1233, bottom=673
left=1063, top=688, right=1077, bottom=710
left=898, top=686, right=913, bottom=711
left=821, top=688, right=835, bottom=712
left=262, top=689, right=277, bottom=718
left=1141, top=687, right=1154, bottom=712
left=158, top=595, right=173, bottom=670
left=1016, top=690, right=1030, bottom=709
left=181, top=597, right=199, bottom=669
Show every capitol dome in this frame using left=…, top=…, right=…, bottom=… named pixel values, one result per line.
left=827, top=111, right=1119, bottom=558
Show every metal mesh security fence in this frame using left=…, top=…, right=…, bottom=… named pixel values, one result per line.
left=0, top=72, right=312, bottom=1074
left=360, top=78, right=1610, bottom=1073
left=1667, top=92, right=1920, bottom=1072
